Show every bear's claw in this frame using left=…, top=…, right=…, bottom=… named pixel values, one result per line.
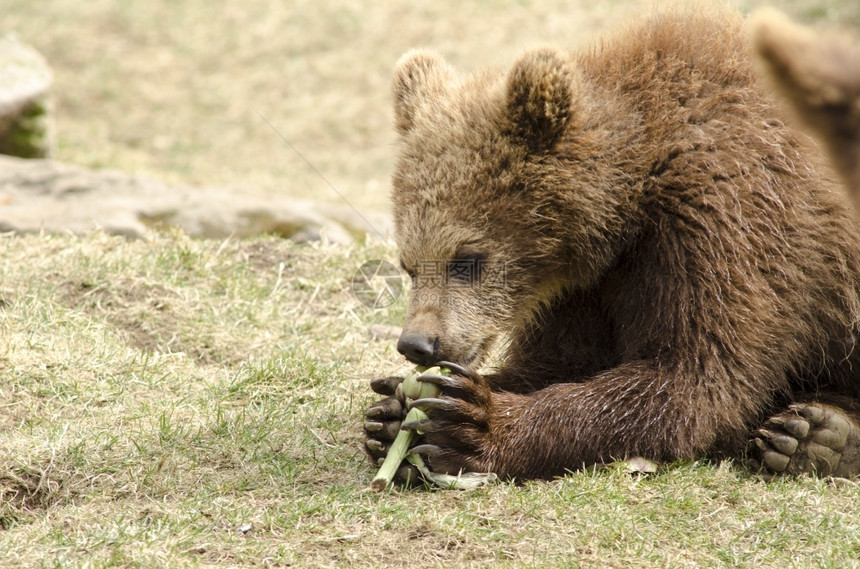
left=435, top=361, right=473, bottom=377
left=751, top=402, right=860, bottom=478
left=370, top=375, right=406, bottom=396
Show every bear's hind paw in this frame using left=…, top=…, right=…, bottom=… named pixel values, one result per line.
left=750, top=403, right=860, bottom=479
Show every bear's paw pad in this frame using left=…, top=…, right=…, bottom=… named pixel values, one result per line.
left=751, top=403, right=860, bottom=478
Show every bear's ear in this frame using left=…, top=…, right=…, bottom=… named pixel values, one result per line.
left=504, top=47, right=578, bottom=151
left=393, top=50, right=453, bottom=135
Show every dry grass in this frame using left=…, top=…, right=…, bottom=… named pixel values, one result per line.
left=3, top=0, right=859, bottom=215
left=3, top=1, right=860, bottom=568
left=1, top=230, right=860, bottom=568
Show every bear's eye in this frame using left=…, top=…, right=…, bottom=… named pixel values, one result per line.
left=447, top=252, right=487, bottom=286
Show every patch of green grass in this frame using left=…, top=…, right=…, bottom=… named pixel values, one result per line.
left=1, top=231, right=860, bottom=568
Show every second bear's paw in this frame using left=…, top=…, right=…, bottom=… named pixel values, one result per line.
left=751, top=403, right=860, bottom=478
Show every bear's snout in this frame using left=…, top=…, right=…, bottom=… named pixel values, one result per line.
left=397, top=330, right=438, bottom=366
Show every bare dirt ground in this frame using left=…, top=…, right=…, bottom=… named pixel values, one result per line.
left=3, top=0, right=858, bottom=216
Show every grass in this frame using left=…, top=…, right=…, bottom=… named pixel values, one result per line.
left=2, top=1, right=860, bottom=567
left=2, top=231, right=860, bottom=568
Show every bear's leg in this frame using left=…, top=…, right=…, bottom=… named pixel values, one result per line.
left=489, top=289, right=617, bottom=393
left=751, top=400, right=860, bottom=478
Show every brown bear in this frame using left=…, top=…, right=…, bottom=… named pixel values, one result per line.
left=364, top=6, right=860, bottom=481
left=751, top=8, right=860, bottom=210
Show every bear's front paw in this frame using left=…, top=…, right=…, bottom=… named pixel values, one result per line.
left=405, top=362, right=495, bottom=475
left=750, top=403, right=860, bottom=479
left=363, top=376, right=408, bottom=461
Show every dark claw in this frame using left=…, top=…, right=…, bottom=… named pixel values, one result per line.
left=417, top=373, right=460, bottom=390
left=366, top=439, right=385, bottom=453
left=409, top=444, right=443, bottom=457
left=365, top=398, right=403, bottom=420
left=410, top=397, right=454, bottom=412
left=401, top=419, right=433, bottom=432
left=418, top=372, right=485, bottom=404
left=366, top=406, right=384, bottom=419
left=435, top=361, right=472, bottom=377
left=364, top=421, right=384, bottom=433
left=765, top=415, right=786, bottom=427
left=370, top=376, right=403, bottom=396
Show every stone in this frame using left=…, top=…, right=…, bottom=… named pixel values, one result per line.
left=0, top=155, right=392, bottom=244
left=0, top=34, right=54, bottom=158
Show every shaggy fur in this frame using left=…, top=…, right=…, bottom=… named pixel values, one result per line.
left=368, top=7, right=860, bottom=481
left=746, top=9, right=860, bottom=478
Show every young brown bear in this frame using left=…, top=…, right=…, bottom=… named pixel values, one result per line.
left=752, top=8, right=860, bottom=209
left=364, top=7, right=860, bottom=481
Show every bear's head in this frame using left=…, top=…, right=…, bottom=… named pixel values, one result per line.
left=390, top=47, right=607, bottom=368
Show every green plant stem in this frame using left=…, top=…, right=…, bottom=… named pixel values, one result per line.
left=370, top=366, right=444, bottom=491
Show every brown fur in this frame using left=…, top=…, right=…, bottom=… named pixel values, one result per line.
left=751, top=8, right=860, bottom=206
left=382, top=7, right=860, bottom=480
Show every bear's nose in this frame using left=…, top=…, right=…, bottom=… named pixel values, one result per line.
left=397, top=330, right=437, bottom=366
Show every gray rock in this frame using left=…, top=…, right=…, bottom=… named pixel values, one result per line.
left=0, top=34, right=54, bottom=158
left=0, top=155, right=392, bottom=243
